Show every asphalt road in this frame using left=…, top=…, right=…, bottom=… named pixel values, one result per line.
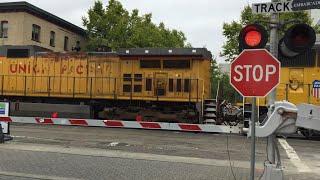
left=0, top=123, right=319, bottom=180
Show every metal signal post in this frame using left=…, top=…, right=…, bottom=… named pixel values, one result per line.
left=250, top=97, right=257, bottom=180
left=266, top=0, right=279, bottom=165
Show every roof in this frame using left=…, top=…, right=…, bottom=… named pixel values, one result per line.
left=117, top=48, right=213, bottom=60
left=0, top=1, right=86, bottom=36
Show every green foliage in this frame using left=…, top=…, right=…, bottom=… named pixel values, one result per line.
left=210, top=59, right=237, bottom=103
left=83, top=0, right=189, bottom=51
left=221, top=6, right=314, bottom=62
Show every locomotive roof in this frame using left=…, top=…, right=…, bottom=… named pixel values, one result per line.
left=117, top=48, right=212, bottom=60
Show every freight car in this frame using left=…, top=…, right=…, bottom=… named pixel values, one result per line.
left=0, top=48, right=213, bottom=123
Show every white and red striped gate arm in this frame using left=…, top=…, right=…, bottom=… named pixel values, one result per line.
left=0, top=116, right=243, bottom=134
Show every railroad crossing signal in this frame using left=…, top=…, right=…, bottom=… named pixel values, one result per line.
left=238, top=23, right=316, bottom=58
left=239, top=24, right=268, bottom=52
left=279, top=23, right=316, bottom=57
left=230, top=49, right=280, bottom=97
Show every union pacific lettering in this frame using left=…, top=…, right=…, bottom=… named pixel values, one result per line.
left=9, top=64, right=85, bottom=75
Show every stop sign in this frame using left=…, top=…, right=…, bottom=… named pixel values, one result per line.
left=230, top=49, right=280, bottom=97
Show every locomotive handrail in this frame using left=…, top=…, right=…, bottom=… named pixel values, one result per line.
left=0, top=75, right=205, bottom=103
left=240, top=83, right=319, bottom=107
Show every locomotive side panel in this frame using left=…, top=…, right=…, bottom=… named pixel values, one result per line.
left=88, top=56, right=118, bottom=98
left=198, top=59, right=211, bottom=100
left=278, top=67, right=320, bottom=105
left=244, top=50, right=320, bottom=107
left=0, top=48, right=212, bottom=104
left=116, top=56, right=209, bottom=102
left=1, top=57, right=34, bottom=96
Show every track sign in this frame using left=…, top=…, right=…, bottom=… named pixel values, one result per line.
left=252, top=1, right=293, bottom=14
left=230, top=49, right=280, bottom=97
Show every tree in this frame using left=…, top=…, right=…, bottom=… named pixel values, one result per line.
left=83, top=0, right=190, bottom=51
left=221, top=6, right=314, bottom=62
left=210, top=59, right=238, bottom=103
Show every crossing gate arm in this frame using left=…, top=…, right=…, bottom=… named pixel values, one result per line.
left=0, top=116, right=243, bottom=134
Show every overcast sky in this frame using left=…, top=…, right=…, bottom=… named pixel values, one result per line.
left=3, top=0, right=294, bottom=61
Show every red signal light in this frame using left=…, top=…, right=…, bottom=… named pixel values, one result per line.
left=279, top=23, right=316, bottom=57
left=239, top=24, right=268, bottom=52
left=245, top=30, right=262, bottom=47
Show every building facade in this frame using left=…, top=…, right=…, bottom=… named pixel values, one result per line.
left=0, top=2, right=87, bottom=57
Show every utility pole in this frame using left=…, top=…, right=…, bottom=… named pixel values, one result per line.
left=267, top=0, right=279, bottom=165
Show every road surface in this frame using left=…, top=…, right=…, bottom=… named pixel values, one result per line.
left=0, top=123, right=319, bottom=180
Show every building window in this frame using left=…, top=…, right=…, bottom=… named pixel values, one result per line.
left=72, top=41, right=81, bottom=52
left=123, top=74, right=132, bottom=81
left=184, top=79, right=190, bottom=92
left=140, top=60, right=161, bottom=68
left=32, top=24, right=41, bottom=42
left=50, top=31, right=55, bottom=47
left=0, top=21, right=8, bottom=38
left=64, top=36, right=69, bottom=51
left=176, top=79, right=182, bottom=92
left=163, top=60, right=190, bottom=69
left=134, top=74, right=142, bottom=81
left=169, top=79, right=174, bottom=92
left=146, top=78, right=152, bottom=91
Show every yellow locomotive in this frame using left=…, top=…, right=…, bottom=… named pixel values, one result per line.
left=0, top=48, right=212, bottom=122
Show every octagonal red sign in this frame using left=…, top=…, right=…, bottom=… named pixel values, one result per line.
left=230, top=49, right=281, bottom=97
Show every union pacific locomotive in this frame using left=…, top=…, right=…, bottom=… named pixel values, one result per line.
left=0, top=48, right=212, bottom=123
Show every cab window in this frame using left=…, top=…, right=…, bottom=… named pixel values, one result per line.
left=163, top=60, right=190, bottom=69
left=140, top=60, right=161, bottom=68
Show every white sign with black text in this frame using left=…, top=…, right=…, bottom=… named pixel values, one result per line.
left=252, top=1, right=293, bottom=14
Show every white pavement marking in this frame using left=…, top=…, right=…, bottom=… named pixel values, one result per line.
left=0, top=142, right=262, bottom=170
left=278, top=138, right=312, bottom=173
left=107, top=142, right=119, bottom=147
left=0, top=170, right=83, bottom=180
